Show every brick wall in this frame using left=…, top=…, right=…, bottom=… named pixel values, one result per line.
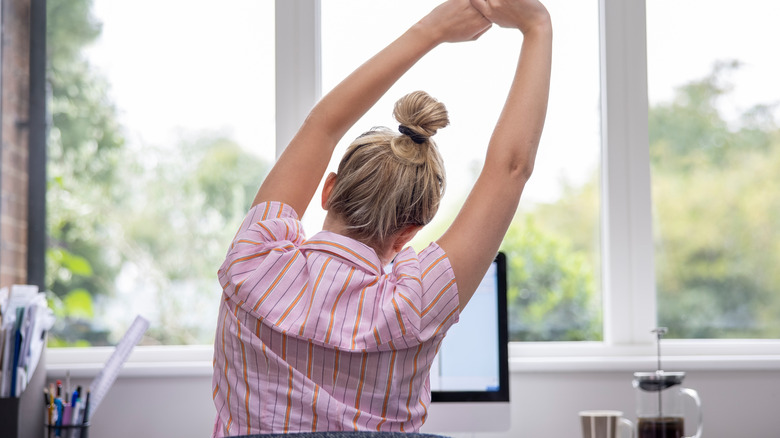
left=0, top=0, right=32, bottom=288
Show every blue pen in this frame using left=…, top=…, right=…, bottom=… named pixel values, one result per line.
left=54, top=397, right=63, bottom=437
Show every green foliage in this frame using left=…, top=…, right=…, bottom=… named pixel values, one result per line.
left=45, top=0, right=270, bottom=345
left=62, top=289, right=95, bottom=319
left=650, top=61, right=780, bottom=338
left=46, top=0, right=124, bottom=345
left=501, top=216, right=601, bottom=341
left=117, top=135, right=268, bottom=344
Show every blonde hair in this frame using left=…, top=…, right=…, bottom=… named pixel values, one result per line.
left=327, top=91, right=449, bottom=248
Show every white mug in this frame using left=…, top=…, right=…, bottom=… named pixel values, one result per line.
left=579, top=410, right=634, bottom=438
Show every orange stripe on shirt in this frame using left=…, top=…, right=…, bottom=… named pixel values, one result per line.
left=298, top=258, right=332, bottom=336
left=395, top=256, right=417, bottom=267
left=349, top=278, right=379, bottom=349
left=232, top=278, right=247, bottom=297
left=325, top=267, right=356, bottom=343
left=221, top=308, right=233, bottom=434
left=351, top=287, right=367, bottom=350
left=391, top=297, right=407, bottom=335
left=224, top=251, right=268, bottom=276
left=433, top=308, right=460, bottom=337
left=333, top=346, right=340, bottom=385
left=305, top=240, right=379, bottom=272
left=376, top=341, right=397, bottom=431
left=234, top=300, right=252, bottom=435
left=222, top=244, right=293, bottom=281
left=352, top=351, right=368, bottom=430
left=252, top=252, right=301, bottom=312
left=422, top=278, right=456, bottom=315
left=403, top=344, right=424, bottom=431
left=311, top=386, right=320, bottom=432
left=284, top=365, right=294, bottom=433
left=398, top=273, right=422, bottom=287
left=262, top=202, right=270, bottom=220
left=421, top=254, right=447, bottom=279
left=418, top=397, right=428, bottom=424
left=276, top=282, right=308, bottom=325
left=257, top=222, right=278, bottom=241
left=397, top=293, right=421, bottom=317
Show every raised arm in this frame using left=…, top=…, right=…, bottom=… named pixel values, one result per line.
left=252, top=0, right=491, bottom=216
left=437, top=0, right=553, bottom=310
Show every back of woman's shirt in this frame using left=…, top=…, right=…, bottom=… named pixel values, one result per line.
left=212, top=201, right=460, bottom=436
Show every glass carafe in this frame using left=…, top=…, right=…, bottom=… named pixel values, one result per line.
left=633, top=371, right=702, bottom=438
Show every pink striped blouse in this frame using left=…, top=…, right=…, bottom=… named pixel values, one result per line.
left=212, top=201, right=460, bottom=436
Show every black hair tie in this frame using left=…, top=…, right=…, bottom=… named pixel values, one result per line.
left=398, top=125, right=427, bottom=144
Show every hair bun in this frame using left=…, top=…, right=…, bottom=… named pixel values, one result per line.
left=393, top=91, right=449, bottom=145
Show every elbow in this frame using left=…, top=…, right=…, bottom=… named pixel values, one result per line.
left=508, top=158, right=535, bottom=182
left=487, top=135, right=540, bottom=182
left=484, top=153, right=535, bottom=185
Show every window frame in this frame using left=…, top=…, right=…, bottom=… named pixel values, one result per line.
left=44, top=0, right=780, bottom=375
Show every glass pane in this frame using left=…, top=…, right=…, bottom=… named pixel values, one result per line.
left=46, top=0, right=275, bottom=346
left=647, top=1, right=780, bottom=338
left=319, top=1, right=602, bottom=341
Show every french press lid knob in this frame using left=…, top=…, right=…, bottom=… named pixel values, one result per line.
left=633, top=370, right=686, bottom=392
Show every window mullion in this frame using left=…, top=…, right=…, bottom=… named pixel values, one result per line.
left=599, top=0, right=656, bottom=346
left=275, top=0, right=322, bottom=159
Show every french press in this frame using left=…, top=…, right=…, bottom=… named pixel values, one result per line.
left=632, top=328, right=703, bottom=438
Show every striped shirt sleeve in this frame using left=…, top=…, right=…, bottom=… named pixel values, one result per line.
left=218, top=202, right=305, bottom=299
left=390, top=243, right=460, bottom=342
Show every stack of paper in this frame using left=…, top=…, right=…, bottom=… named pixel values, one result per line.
left=0, top=285, right=55, bottom=398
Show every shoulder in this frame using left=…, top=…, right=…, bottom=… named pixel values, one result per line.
left=233, top=201, right=305, bottom=246
left=388, top=242, right=460, bottom=340
left=393, top=242, right=454, bottom=284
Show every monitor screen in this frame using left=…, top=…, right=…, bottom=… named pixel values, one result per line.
left=422, top=252, right=510, bottom=433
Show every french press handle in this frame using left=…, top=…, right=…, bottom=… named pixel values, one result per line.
left=681, top=387, right=703, bottom=438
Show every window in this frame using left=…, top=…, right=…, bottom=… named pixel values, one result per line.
left=41, top=0, right=780, bottom=361
left=46, top=0, right=275, bottom=346
left=646, top=0, right=780, bottom=339
left=318, top=0, right=603, bottom=341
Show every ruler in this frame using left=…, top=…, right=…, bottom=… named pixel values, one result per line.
left=88, top=315, right=150, bottom=418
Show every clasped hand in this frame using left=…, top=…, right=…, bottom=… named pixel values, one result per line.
left=422, top=0, right=550, bottom=43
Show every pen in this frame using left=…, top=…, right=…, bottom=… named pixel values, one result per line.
left=71, top=399, right=82, bottom=427
left=82, top=390, right=91, bottom=425
left=54, top=397, right=63, bottom=437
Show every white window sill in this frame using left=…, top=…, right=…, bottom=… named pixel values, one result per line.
left=45, top=340, right=780, bottom=379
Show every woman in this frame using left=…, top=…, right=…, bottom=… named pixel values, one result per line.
left=212, top=0, right=552, bottom=435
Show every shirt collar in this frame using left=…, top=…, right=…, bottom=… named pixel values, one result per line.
left=301, top=231, right=383, bottom=275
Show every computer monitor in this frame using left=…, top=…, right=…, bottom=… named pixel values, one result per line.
left=421, top=252, right=510, bottom=433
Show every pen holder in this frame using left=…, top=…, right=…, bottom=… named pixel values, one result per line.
left=46, top=423, right=89, bottom=438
